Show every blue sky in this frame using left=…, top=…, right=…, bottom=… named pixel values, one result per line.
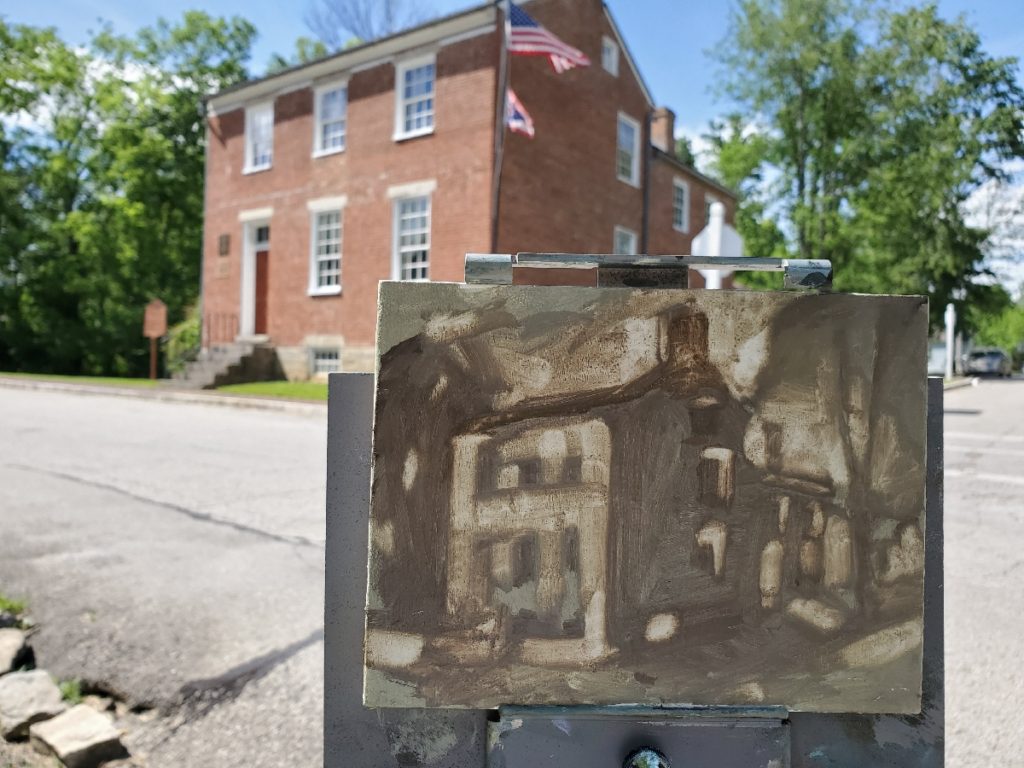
left=5, top=0, right=1022, bottom=140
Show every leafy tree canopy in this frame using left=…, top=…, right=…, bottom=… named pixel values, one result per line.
left=711, top=0, right=1024, bottom=329
left=0, top=13, right=256, bottom=375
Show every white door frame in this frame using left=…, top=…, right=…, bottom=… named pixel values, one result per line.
left=238, top=209, right=272, bottom=339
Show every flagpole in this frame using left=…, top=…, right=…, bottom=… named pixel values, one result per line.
left=490, top=0, right=512, bottom=252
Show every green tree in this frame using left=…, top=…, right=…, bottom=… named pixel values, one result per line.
left=267, top=36, right=329, bottom=74
left=0, top=14, right=256, bottom=375
left=713, top=1, right=1024, bottom=326
left=674, top=135, right=696, bottom=167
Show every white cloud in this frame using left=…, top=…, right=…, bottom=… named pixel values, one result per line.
left=963, top=162, right=1024, bottom=298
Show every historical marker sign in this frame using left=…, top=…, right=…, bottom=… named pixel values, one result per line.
left=143, top=299, right=168, bottom=339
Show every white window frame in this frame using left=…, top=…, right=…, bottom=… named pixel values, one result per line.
left=391, top=193, right=432, bottom=281
left=616, top=111, right=641, bottom=187
left=394, top=53, right=437, bottom=141
left=312, top=79, right=348, bottom=157
left=243, top=101, right=274, bottom=174
left=307, top=196, right=347, bottom=296
left=673, top=177, right=691, bottom=233
left=601, top=36, right=619, bottom=76
left=613, top=225, right=638, bottom=255
left=311, top=348, right=341, bottom=375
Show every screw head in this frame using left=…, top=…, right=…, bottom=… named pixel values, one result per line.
left=624, top=747, right=670, bottom=768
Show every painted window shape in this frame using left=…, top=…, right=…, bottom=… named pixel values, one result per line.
left=313, top=349, right=340, bottom=374
left=601, top=36, right=619, bottom=76
left=616, top=112, right=640, bottom=186
left=673, top=178, right=690, bottom=233
left=312, top=211, right=342, bottom=290
left=395, top=196, right=431, bottom=280
left=245, top=103, right=273, bottom=172
left=613, top=225, right=638, bottom=255
left=396, top=56, right=436, bottom=139
left=699, top=447, right=736, bottom=507
left=315, top=84, right=347, bottom=154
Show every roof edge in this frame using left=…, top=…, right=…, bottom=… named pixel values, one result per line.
left=652, top=147, right=738, bottom=201
left=602, top=3, right=654, bottom=108
left=207, top=2, right=497, bottom=112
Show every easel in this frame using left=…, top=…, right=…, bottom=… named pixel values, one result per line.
left=324, top=254, right=943, bottom=768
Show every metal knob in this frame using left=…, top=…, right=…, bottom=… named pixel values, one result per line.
left=624, top=747, right=669, bottom=768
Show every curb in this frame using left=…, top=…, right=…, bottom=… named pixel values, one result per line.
left=942, top=377, right=979, bottom=392
left=0, top=376, right=327, bottom=416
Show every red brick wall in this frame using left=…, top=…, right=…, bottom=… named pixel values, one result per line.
left=496, top=0, right=650, bottom=254
left=202, top=31, right=499, bottom=350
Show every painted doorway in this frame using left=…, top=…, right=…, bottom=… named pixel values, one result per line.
left=240, top=220, right=270, bottom=338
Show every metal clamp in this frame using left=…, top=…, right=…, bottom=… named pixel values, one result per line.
left=465, top=253, right=832, bottom=291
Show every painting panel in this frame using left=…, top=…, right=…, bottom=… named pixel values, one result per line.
left=364, top=282, right=928, bottom=713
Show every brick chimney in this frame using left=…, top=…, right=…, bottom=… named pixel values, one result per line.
left=651, top=107, right=676, bottom=154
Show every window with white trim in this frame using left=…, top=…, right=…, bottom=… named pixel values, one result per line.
left=310, top=210, right=342, bottom=292
left=314, top=83, right=347, bottom=155
left=245, top=102, right=273, bottom=172
left=673, top=178, right=691, bottom=233
left=613, top=226, right=638, bottom=255
left=616, top=112, right=640, bottom=186
left=601, top=36, right=619, bottom=76
left=312, top=349, right=340, bottom=374
left=395, top=55, right=436, bottom=140
left=394, top=196, right=431, bottom=280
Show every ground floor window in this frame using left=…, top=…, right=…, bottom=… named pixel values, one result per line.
left=311, top=210, right=342, bottom=292
left=395, top=196, right=431, bottom=280
left=613, top=225, right=638, bottom=255
left=312, top=349, right=340, bottom=375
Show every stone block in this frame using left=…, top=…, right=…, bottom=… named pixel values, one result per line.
left=30, top=704, right=128, bottom=768
left=0, top=670, right=66, bottom=740
left=0, top=629, right=28, bottom=676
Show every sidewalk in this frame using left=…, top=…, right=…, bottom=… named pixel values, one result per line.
left=943, top=376, right=978, bottom=391
left=0, top=375, right=327, bottom=416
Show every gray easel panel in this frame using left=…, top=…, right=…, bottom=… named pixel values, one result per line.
left=325, top=373, right=487, bottom=768
left=325, top=374, right=943, bottom=767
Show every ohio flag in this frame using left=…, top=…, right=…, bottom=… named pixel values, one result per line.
left=506, top=88, right=535, bottom=138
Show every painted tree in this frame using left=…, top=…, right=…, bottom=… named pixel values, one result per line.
left=713, top=0, right=1024, bottom=327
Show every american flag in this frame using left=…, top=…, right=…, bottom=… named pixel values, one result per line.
left=506, top=89, right=535, bottom=138
left=507, top=2, right=591, bottom=73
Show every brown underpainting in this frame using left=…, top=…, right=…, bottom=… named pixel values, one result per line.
left=363, top=282, right=928, bottom=713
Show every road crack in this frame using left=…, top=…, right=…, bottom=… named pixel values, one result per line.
left=5, top=463, right=324, bottom=549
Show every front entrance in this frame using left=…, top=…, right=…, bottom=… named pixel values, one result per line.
left=254, top=249, right=270, bottom=335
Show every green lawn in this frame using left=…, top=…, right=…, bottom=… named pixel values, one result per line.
left=216, top=381, right=329, bottom=401
left=0, top=371, right=159, bottom=388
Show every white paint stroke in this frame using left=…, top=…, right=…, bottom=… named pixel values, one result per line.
left=945, top=431, right=1024, bottom=443
left=946, top=444, right=1024, bottom=458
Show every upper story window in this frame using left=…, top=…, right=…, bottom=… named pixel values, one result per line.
left=244, top=102, right=273, bottom=173
left=616, top=112, right=640, bottom=187
left=395, top=54, right=436, bottom=140
left=314, top=82, right=347, bottom=156
left=601, top=36, right=619, bottom=76
left=394, top=195, right=431, bottom=280
left=613, top=225, right=638, bottom=255
left=673, top=178, right=691, bottom=233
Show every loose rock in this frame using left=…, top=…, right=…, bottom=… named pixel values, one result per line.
left=82, top=695, right=114, bottom=713
left=30, top=704, right=128, bottom=768
left=0, top=670, right=66, bottom=740
left=0, top=629, right=28, bottom=676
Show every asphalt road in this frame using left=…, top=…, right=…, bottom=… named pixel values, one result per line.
left=942, top=376, right=1024, bottom=768
left=1, top=378, right=1022, bottom=767
left=0, top=387, right=327, bottom=768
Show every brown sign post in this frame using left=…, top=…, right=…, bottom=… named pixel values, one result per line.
left=143, top=299, right=168, bottom=380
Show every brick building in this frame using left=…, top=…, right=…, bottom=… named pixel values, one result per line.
left=201, top=0, right=737, bottom=379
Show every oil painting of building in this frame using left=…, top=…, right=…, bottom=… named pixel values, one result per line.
left=364, top=282, right=928, bottom=713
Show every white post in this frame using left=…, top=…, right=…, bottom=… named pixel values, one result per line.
left=944, top=303, right=956, bottom=380
left=693, top=201, right=742, bottom=289
left=705, top=202, right=725, bottom=289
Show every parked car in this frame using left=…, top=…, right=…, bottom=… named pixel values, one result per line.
left=964, top=348, right=1013, bottom=377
